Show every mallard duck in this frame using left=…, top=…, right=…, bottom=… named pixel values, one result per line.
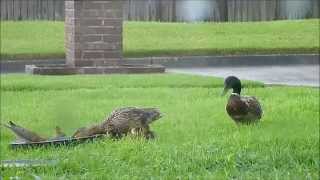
left=102, top=107, right=162, bottom=139
left=72, top=107, right=162, bottom=139
left=221, top=76, right=262, bottom=124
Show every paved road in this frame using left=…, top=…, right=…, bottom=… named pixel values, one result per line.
left=167, top=65, right=319, bottom=87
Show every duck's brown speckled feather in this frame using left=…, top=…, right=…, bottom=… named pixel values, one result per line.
left=244, top=96, right=263, bottom=120
left=100, top=107, right=161, bottom=139
left=226, top=94, right=262, bottom=124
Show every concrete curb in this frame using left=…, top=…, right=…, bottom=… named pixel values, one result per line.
left=1, top=54, right=319, bottom=73
left=124, top=54, right=320, bottom=68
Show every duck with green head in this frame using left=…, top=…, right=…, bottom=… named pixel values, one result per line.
left=221, top=76, right=263, bottom=124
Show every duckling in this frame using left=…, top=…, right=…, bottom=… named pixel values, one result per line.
left=221, top=76, right=263, bottom=124
left=72, top=124, right=106, bottom=138
left=1, top=121, right=46, bottom=142
left=54, top=126, right=66, bottom=138
left=49, top=126, right=67, bottom=141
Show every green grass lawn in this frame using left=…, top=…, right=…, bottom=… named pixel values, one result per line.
left=1, top=19, right=319, bottom=59
left=1, top=74, right=319, bottom=179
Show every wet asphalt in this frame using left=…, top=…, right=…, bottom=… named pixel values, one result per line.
left=167, top=65, right=319, bottom=87
left=1, top=58, right=319, bottom=87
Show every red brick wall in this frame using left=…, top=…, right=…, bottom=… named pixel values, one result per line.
left=65, top=0, right=123, bottom=67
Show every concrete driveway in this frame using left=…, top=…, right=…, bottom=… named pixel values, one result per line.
left=168, top=65, right=319, bottom=87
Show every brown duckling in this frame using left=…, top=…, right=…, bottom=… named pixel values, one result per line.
left=49, top=126, right=68, bottom=141
left=2, top=121, right=46, bottom=142
left=72, top=124, right=106, bottom=138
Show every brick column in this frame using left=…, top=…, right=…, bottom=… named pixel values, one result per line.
left=65, top=0, right=123, bottom=67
